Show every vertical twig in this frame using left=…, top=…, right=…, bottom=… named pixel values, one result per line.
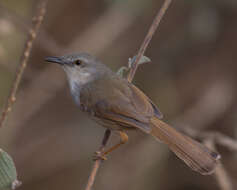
left=214, top=163, right=233, bottom=190
left=84, top=1, right=173, bottom=190
left=0, top=0, right=48, bottom=128
left=85, top=129, right=111, bottom=190
left=127, top=0, right=172, bottom=82
left=204, top=139, right=233, bottom=190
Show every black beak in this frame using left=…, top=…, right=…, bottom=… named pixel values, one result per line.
left=45, top=56, right=64, bottom=65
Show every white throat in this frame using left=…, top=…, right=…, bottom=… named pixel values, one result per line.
left=68, top=71, right=92, bottom=89
left=65, top=70, right=93, bottom=105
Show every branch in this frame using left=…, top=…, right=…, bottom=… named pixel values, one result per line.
left=85, top=129, right=111, bottom=190
left=0, top=0, right=48, bottom=129
left=172, top=81, right=235, bottom=189
left=84, top=1, right=173, bottom=190
left=204, top=139, right=233, bottom=190
left=127, top=0, right=172, bottom=82
left=181, top=128, right=236, bottom=190
left=183, top=127, right=237, bottom=151
left=0, top=2, right=64, bottom=55
left=180, top=123, right=236, bottom=190
left=3, top=1, right=141, bottom=133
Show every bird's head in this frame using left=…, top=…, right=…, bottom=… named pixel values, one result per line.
left=45, top=53, right=110, bottom=88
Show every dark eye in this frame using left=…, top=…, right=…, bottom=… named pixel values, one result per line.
left=74, top=60, right=82, bottom=66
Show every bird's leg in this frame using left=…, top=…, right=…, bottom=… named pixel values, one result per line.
left=103, top=131, right=128, bottom=155
left=94, top=131, right=128, bottom=160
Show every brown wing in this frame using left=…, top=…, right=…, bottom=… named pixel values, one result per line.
left=129, top=84, right=163, bottom=119
left=87, top=78, right=162, bottom=133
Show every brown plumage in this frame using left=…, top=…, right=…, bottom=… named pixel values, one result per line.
left=83, top=76, right=220, bottom=175
left=46, top=53, right=220, bottom=175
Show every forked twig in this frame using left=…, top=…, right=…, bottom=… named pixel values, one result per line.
left=183, top=126, right=235, bottom=190
left=0, top=0, right=48, bottom=128
left=84, top=1, right=173, bottom=190
left=127, top=0, right=172, bottom=82
left=175, top=82, right=235, bottom=190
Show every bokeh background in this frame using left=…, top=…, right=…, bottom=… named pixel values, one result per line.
left=0, top=0, right=237, bottom=189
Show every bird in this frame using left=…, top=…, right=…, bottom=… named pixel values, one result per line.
left=45, top=52, right=220, bottom=175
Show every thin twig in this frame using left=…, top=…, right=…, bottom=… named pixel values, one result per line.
left=183, top=128, right=236, bottom=190
left=214, top=133, right=237, bottom=152
left=173, top=81, right=235, bottom=190
left=84, top=1, right=173, bottom=190
left=3, top=1, right=141, bottom=133
left=204, top=139, right=233, bottom=190
left=183, top=128, right=237, bottom=152
left=127, top=0, right=172, bottom=82
left=0, top=0, right=48, bottom=129
left=85, top=129, right=111, bottom=190
left=0, top=3, right=63, bottom=55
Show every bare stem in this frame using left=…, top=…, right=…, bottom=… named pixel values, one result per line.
left=85, top=129, right=111, bottom=190
left=84, top=1, right=173, bottom=189
left=204, top=139, right=233, bottom=190
left=183, top=128, right=237, bottom=152
left=0, top=0, right=48, bottom=128
left=127, top=0, right=172, bottom=82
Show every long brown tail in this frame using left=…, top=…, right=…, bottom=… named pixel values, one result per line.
left=149, top=117, right=220, bottom=175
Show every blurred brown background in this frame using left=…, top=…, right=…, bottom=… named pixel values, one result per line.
left=0, top=0, right=237, bottom=189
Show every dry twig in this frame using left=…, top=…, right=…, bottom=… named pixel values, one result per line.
left=184, top=129, right=237, bottom=152
left=127, top=0, right=172, bottom=82
left=85, top=129, right=111, bottom=190
left=5, top=1, right=140, bottom=132
left=204, top=139, right=233, bottom=190
left=174, top=81, right=236, bottom=190
left=0, top=3, right=64, bottom=55
left=185, top=128, right=236, bottom=190
left=184, top=128, right=236, bottom=190
left=84, top=1, right=173, bottom=190
left=0, top=0, right=48, bottom=128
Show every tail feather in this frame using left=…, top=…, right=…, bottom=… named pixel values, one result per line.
left=150, top=117, right=220, bottom=175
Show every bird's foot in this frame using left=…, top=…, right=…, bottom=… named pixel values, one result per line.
left=93, top=151, right=107, bottom=161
